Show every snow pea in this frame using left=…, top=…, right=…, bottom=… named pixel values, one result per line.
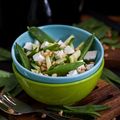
left=48, top=104, right=109, bottom=117
left=16, top=44, right=31, bottom=70
left=79, top=34, right=95, bottom=60
left=27, top=26, right=55, bottom=43
left=45, top=61, right=84, bottom=76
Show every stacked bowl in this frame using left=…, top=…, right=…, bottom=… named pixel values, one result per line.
left=11, top=25, right=104, bottom=105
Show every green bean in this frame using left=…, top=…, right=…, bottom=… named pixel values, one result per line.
left=45, top=61, right=84, bottom=76
left=27, top=26, right=55, bottom=43
left=79, top=34, right=95, bottom=60
left=16, top=44, right=31, bottom=70
left=47, top=104, right=109, bottom=117
left=63, top=105, right=110, bottom=112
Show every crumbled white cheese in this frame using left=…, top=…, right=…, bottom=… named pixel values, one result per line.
left=77, top=65, right=86, bottom=73
left=33, top=52, right=45, bottom=62
left=31, top=69, right=39, bottom=74
left=34, top=40, right=40, bottom=46
left=64, top=46, right=75, bottom=54
left=86, top=63, right=94, bottom=70
left=84, top=51, right=97, bottom=61
left=23, top=42, right=33, bottom=50
left=67, top=70, right=78, bottom=76
left=52, top=73, right=57, bottom=77
left=54, top=50, right=66, bottom=59
left=58, top=40, right=66, bottom=48
left=41, top=41, right=49, bottom=48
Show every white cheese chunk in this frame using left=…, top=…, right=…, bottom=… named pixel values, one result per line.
left=86, top=63, right=94, bottom=70
left=77, top=65, right=86, bottom=73
left=67, top=70, right=78, bottom=76
left=64, top=46, right=75, bottom=54
left=84, top=51, right=97, bottom=61
left=54, top=50, right=66, bottom=59
left=41, top=41, right=49, bottom=48
left=58, top=40, right=66, bottom=48
left=23, top=42, right=33, bottom=50
left=33, top=52, right=45, bottom=62
left=34, top=40, right=40, bottom=46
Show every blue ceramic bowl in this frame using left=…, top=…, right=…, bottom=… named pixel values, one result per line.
left=11, top=25, right=104, bottom=84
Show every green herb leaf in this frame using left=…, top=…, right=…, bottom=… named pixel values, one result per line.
left=16, top=43, right=31, bottom=70
left=0, top=70, right=12, bottom=78
left=0, top=69, right=22, bottom=96
left=9, top=84, right=23, bottom=97
left=0, top=47, right=11, bottom=61
left=0, top=115, right=8, bottom=120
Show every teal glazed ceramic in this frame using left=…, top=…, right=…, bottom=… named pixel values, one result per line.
left=11, top=25, right=104, bottom=83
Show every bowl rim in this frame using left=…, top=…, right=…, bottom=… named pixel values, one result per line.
left=11, top=24, right=104, bottom=81
left=13, top=59, right=104, bottom=87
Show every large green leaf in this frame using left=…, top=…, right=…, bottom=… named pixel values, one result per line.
left=0, top=115, right=8, bottom=120
left=0, top=48, right=11, bottom=61
left=0, top=70, right=22, bottom=96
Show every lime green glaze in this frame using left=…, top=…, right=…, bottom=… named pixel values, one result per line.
left=13, top=60, right=104, bottom=105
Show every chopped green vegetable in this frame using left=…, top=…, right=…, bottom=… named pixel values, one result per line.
left=75, top=41, right=84, bottom=50
left=64, top=35, right=75, bottom=45
left=27, top=26, right=55, bottom=43
left=16, top=43, right=31, bottom=70
left=69, top=50, right=81, bottom=63
left=46, top=56, right=52, bottom=70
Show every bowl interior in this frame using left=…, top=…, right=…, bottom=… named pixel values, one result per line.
left=11, top=25, right=104, bottom=83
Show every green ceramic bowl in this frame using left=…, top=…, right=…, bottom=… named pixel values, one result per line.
left=13, top=60, right=104, bottom=105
